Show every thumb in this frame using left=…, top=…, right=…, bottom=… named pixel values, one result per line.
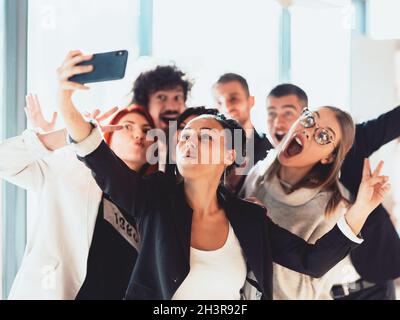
left=101, top=125, right=124, bottom=133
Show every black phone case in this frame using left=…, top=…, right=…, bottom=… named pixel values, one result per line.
left=69, top=50, right=128, bottom=84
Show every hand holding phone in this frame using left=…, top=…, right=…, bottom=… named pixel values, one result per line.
left=68, top=50, right=128, bottom=84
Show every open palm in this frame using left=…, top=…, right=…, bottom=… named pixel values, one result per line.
left=25, top=94, right=58, bottom=132
left=83, top=107, right=123, bottom=133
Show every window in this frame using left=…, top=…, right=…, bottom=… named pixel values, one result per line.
left=27, top=0, right=141, bottom=123
left=152, top=0, right=281, bottom=133
left=368, top=0, right=400, bottom=40
left=20, top=0, right=141, bottom=299
left=290, top=0, right=352, bottom=110
left=0, top=0, right=5, bottom=300
left=1, top=0, right=28, bottom=299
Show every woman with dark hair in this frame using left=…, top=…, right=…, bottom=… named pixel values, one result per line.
left=0, top=93, right=156, bottom=299
left=163, top=106, right=219, bottom=175
left=176, top=106, right=220, bottom=131
left=57, top=51, right=390, bottom=300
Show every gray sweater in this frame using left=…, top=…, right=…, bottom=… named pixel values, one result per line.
left=242, top=150, right=360, bottom=300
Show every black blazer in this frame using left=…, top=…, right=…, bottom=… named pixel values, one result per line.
left=79, top=140, right=359, bottom=300
left=340, top=106, right=400, bottom=283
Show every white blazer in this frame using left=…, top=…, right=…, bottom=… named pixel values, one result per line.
left=0, top=129, right=103, bottom=299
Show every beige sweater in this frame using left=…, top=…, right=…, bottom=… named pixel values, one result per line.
left=241, top=150, right=360, bottom=300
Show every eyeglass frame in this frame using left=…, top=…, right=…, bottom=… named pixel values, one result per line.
left=298, top=108, right=337, bottom=149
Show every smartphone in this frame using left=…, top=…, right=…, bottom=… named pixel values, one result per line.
left=69, top=50, right=129, bottom=84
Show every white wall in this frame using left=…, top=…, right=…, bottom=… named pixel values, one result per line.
left=26, top=0, right=142, bottom=254
left=290, top=2, right=352, bottom=111
left=27, top=0, right=141, bottom=126
left=153, top=0, right=281, bottom=134
left=350, top=34, right=398, bottom=122
left=351, top=35, right=400, bottom=232
left=368, top=0, right=400, bottom=40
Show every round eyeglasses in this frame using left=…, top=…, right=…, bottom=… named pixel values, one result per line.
left=299, top=108, right=336, bottom=149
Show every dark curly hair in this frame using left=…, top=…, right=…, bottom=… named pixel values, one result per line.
left=131, top=65, right=193, bottom=108
left=176, top=106, right=220, bottom=130
left=211, top=113, right=247, bottom=174
left=174, top=112, right=246, bottom=189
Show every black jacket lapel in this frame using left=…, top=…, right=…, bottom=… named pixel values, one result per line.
left=170, top=183, right=193, bottom=263
left=222, top=192, right=265, bottom=294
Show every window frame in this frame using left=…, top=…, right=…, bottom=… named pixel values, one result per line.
left=1, top=0, right=28, bottom=299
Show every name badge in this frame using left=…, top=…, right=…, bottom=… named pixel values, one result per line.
left=103, top=198, right=140, bottom=251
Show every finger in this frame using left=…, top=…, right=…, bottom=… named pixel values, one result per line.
left=64, top=50, right=82, bottom=62
left=50, top=112, right=58, bottom=125
left=96, top=106, right=119, bottom=122
left=26, top=94, right=35, bottom=110
left=362, top=158, right=371, bottom=179
left=59, top=65, right=93, bottom=80
left=33, top=94, right=42, bottom=111
left=376, top=183, right=391, bottom=199
left=368, top=176, right=389, bottom=187
left=382, top=183, right=391, bottom=194
left=63, top=54, right=93, bottom=69
left=101, top=125, right=124, bottom=133
left=89, top=109, right=101, bottom=119
left=372, top=160, right=384, bottom=178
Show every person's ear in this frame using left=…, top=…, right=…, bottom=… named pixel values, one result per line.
left=248, top=96, right=255, bottom=110
left=320, top=153, right=335, bottom=165
left=225, top=149, right=236, bottom=166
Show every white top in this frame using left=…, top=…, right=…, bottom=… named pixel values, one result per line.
left=172, top=223, right=247, bottom=300
left=0, top=129, right=103, bottom=299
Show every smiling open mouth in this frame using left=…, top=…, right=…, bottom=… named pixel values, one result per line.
left=284, top=135, right=304, bottom=158
left=160, top=112, right=179, bottom=124
left=275, top=133, right=286, bottom=142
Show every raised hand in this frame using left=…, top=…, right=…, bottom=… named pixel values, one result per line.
left=345, top=158, right=391, bottom=236
left=57, top=51, right=95, bottom=143
left=25, top=94, right=57, bottom=132
left=57, top=50, right=93, bottom=96
left=355, top=159, right=391, bottom=213
left=83, top=107, right=123, bottom=133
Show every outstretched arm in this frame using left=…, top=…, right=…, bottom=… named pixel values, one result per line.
left=56, top=51, right=159, bottom=218
left=57, top=51, right=95, bottom=143
left=268, top=217, right=359, bottom=278
left=354, top=106, right=400, bottom=159
left=25, top=93, right=120, bottom=151
left=341, top=106, right=400, bottom=195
